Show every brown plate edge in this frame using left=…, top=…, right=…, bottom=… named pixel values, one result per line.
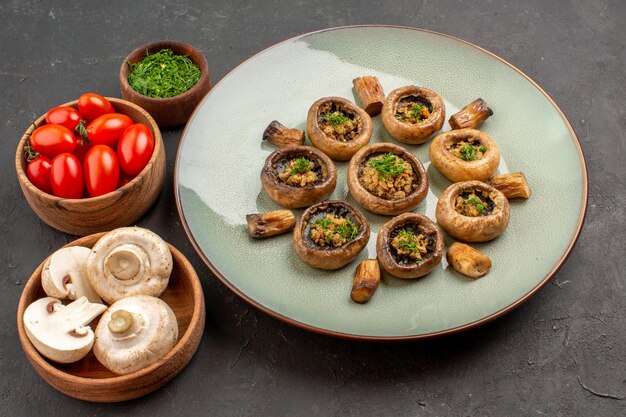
left=173, top=24, right=589, bottom=342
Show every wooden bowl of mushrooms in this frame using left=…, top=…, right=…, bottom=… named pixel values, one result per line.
left=16, top=228, right=205, bottom=402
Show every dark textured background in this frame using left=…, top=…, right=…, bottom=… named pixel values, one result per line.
left=1, top=1, right=624, bottom=416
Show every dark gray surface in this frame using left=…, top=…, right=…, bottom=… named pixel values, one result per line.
left=1, top=0, right=624, bottom=415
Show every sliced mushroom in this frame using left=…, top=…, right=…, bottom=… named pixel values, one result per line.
left=261, top=145, right=337, bottom=208
left=377, top=213, right=444, bottom=279
left=262, top=120, right=305, bottom=148
left=87, top=227, right=173, bottom=304
left=436, top=181, right=510, bottom=242
left=93, top=295, right=178, bottom=375
left=429, top=128, right=500, bottom=182
left=293, top=201, right=370, bottom=270
left=306, top=96, right=373, bottom=161
left=347, top=142, right=428, bottom=215
left=381, top=86, right=445, bottom=144
left=41, top=246, right=102, bottom=304
left=448, top=98, right=493, bottom=130
left=352, top=76, right=385, bottom=116
left=23, top=296, right=107, bottom=363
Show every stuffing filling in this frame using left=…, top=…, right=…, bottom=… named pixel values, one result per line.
left=447, top=138, right=487, bottom=161
left=318, top=102, right=361, bottom=141
left=455, top=190, right=496, bottom=217
left=395, top=96, right=432, bottom=124
left=389, top=224, right=435, bottom=264
left=309, top=213, right=359, bottom=248
left=277, top=157, right=319, bottom=187
left=360, top=153, right=418, bottom=200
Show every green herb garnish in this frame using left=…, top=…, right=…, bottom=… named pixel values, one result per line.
left=479, top=145, right=487, bottom=153
left=289, top=157, right=313, bottom=176
left=368, top=153, right=405, bottom=178
left=476, top=203, right=485, bottom=214
left=127, top=49, right=201, bottom=98
left=324, top=112, right=350, bottom=126
left=464, top=197, right=482, bottom=205
left=335, top=219, right=359, bottom=241
left=397, top=229, right=419, bottom=253
left=458, top=144, right=478, bottom=161
left=313, top=216, right=332, bottom=228
left=410, top=103, right=425, bottom=120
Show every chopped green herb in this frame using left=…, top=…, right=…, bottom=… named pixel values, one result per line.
left=410, top=103, right=425, bottom=120
left=476, top=203, right=485, bottom=214
left=479, top=145, right=487, bottom=153
left=464, top=197, right=482, bottom=205
left=335, top=219, right=359, bottom=241
left=127, top=49, right=201, bottom=98
left=313, top=216, right=332, bottom=228
left=458, top=144, right=478, bottom=161
left=289, top=157, right=313, bottom=176
left=324, top=112, right=351, bottom=126
left=368, top=153, right=405, bottom=178
left=397, top=229, right=419, bottom=253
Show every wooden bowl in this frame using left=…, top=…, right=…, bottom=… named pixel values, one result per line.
left=15, top=98, right=166, bottom=236
left=16, top=232, right=205, bottom=402
left=120, top=40, right=211, bottom=127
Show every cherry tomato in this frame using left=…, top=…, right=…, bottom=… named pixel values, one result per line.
left=117, top=123, right=155, bottom=176
left=118, top=174, right=134, bottom=188
left=78, top=93, right=115, bottom=122
left=83, top=145, right=120, bottom=197
left=30, top=124, right=76, bottom=158
left=45, top=106, right=83, bottom=131
left=26, top=156, right=53, bottom=194
left=72, top=134, right=91, bottom=163
left=51, top=153, right=84, bottom=198
left=86, top=113, right=133, bottom=147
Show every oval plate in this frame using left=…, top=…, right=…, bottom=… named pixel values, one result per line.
left=175, top=26, right=587, bottom=340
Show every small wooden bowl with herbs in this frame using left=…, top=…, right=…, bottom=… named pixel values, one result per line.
left=120, top=41, right=211, bottom=127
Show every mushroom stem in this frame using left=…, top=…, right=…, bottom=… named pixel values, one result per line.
left=108, top=310, right=134, bottom=334
left=106, top=247, right=143, bottom=281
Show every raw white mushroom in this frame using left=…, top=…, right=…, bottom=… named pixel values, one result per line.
left=23, top=297, right=107, bottom=363
left=93, top=295, right=178, bottom=375
left=87, top=227, right=173, bottom=304
left=41, top=246, right=102, bottom=304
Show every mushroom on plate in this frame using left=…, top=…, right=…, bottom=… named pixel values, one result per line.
left=293, top=201, right=370, bottom=270
left=376, top=213, right=444, bottom=279
left=436, top=180, right=510, bottom=242
left=381, top=86, right=445, bottom=144
left=41, top=246, right=102, bottom=304
left=429, top=128, right=500, bottom=182
left=93, top=295, right=178, bottom=375
left=306, top=96, right=373, bottom=161
left=261, top=145, right=337, bottom=208
left=23, top=296, right=107, bottom=363
left=347, top=142, right=428, bottom=215
left=87, top=227, right=173, bottom=304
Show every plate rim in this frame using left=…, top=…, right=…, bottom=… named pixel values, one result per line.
left=174, top=25, right=589, bottom=341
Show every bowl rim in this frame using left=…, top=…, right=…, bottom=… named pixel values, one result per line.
left=16, top=232, right=205, bottom=387
left=15, top=97, right=163, bottom=203
left=119, top=40, right=211, bottom=104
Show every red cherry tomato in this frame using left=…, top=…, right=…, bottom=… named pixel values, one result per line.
left=51, top=153, right=84, bottom=198
left=45, top=106, right=84, bottom=131
left=78, top=93, right=115, bottom=122
left=117, top=123, right=155, bottom=176
left=118, top=174, right=134, bottom=188
left=26, top=156, right=53, bottom=194
left=72, top=134, right=91, bottom=163
left=30, top=124, right=76, bottom=158
left=86, top=113, right=133, bottom=147
left=83, top=145, right=120, bottom=197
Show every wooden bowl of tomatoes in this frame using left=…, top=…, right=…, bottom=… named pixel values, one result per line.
left=15, top=95, right=166, bottom=236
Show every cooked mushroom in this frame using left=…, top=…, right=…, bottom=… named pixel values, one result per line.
left=87, top=227, right=173, bottom=304
left=262, top=120, right=305, bottom=148
left=41, top=246, right=102, bottom=304
left=306, top=96, right=373, bottom=161
left=376, top=213, right=444, bottom=279
left=93, top=295, right=178, bottom=375
left=293, top=201, right=370, bottom=270
left=347, top=142, right=428, bottom=215
left=446, top=242, right=492, bottom=278
left=246, top=209, right=296, bottom=238
left=436, top=181, right=510, bottom=242
left=448, top=98, right=493, bottom=130
left=381, top=86, right=445, bottom=144
left=351, top=259, right=381, bottom=303
left=352, top=76, right=385, bottom=116
left=23, top=296, right=107, bottom=363
left=261, top=145, right=337, bottom=208
left=429, top=128, right=500, bottom=182
left=488, top=172, right=532, bottom=199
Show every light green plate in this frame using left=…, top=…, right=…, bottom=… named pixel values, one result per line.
left=175, top=26, right=587, bottom=340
